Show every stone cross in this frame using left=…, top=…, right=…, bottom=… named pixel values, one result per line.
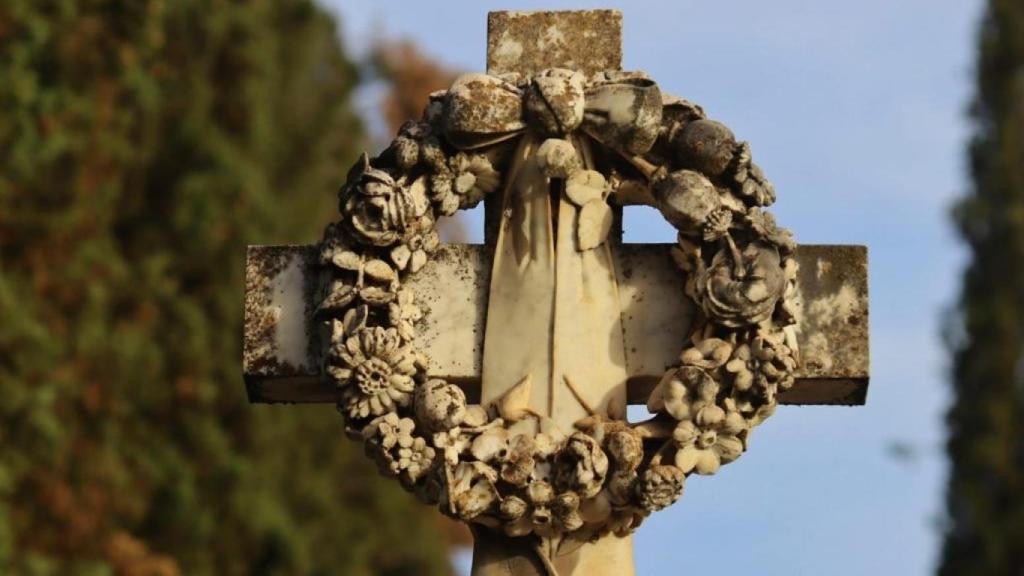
left=242, top=10, right=868, bottom=576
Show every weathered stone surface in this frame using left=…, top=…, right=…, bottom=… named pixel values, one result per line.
left=244, top=244, right=869, bottom=406
left=487, top=10, right=622, bottom=76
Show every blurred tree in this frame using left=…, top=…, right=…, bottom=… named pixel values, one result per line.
left=370, top=40, right=470, bottom=244
left=371, top=40, right=458, bottom=136
left=942, top=1, right=1024, bottom=574
left=0, top=1, right=449, bottom=575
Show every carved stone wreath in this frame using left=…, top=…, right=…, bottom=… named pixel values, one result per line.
left=317, top=69, right=799, bottom=542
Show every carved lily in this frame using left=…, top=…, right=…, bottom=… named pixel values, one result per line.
left=672, top=397, right=747, bottom=475
left=330, top=326, right=419, bottom=420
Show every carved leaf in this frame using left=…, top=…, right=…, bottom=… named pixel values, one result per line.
left=565, top=169, right=606, bottom=206
left=364, top=259, right=396, bottom=282
left=577, top=199, right=613, bottom=250
left=497, top=374, right=533, bottom=422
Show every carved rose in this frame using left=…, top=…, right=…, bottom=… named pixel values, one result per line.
left=696, top=241, right=785, bottom=328
left=341, top=156, right=435, bottom=249
left=553, top=432, right=609, bottom=499
left=330, top=326, right=419, bottom=420
left=673, top=397, right=747, bottom=476
left=637, top=465, right=686, bottom=512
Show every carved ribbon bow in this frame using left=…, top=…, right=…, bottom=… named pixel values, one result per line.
left=440, top=69, right=663, bottom=157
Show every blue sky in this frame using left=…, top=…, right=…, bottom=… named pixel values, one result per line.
left=321, top=1, right=982, bottom=573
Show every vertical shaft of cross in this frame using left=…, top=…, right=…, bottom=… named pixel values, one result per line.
left=474, top=10, right=636, bottom=576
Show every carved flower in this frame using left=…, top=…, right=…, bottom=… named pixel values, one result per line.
left=725, top=332, right=798, bottom=394
left=430, top=151, right=500, bottom=216
left=340, top=155, right=435, bottom=248
left=414, top=378, right=467, bottom=434
left=387, top=288, right=422, bottom=341
left=696, top=240, right=786, bottom=328
left=673, top=397, right=747, bottom=475
left=637, top=465, right=686, bottom=512
left=553, top=432, right=609, bottom=499
left=729, top=142, right=776, bottom=207
left=396, top=436, right=437, bottom=485
left=330, top=327, right=419, bottom=420
left=703, top=207, right=733, bottom=242
left=469, top=427, right=548, bottom=488
left=389, top=224, right=440, bottom=274
left=655, top=365, right=719, bottom=422
left=679, top=337, right=733, bottom=370
left=501, top=482, right=583, bottom=537
left=362, top=413, right=435, bottom=484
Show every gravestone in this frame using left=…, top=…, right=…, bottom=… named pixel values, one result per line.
left=242, top=10, right=869, bottom=576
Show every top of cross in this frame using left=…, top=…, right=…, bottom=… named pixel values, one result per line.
left=486, top=10, right=623, bottom=76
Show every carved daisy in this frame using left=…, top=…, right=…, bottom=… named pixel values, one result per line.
left=330, top=326, right=419, bottom=420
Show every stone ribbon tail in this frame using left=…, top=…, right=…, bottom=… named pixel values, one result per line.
left=444, top=74, right=660, bottom=428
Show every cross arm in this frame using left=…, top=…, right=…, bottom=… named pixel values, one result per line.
left=244, top=243, right=868, bottom=406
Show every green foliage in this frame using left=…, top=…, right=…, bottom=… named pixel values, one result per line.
left=0, top=1, right=449, bottom=574
left=942, top=0, right=1024, bottom=574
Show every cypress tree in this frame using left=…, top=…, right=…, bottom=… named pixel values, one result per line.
left=0, top=1, right=449, bottom=574
left=942, top=1, right=1024, bottom=574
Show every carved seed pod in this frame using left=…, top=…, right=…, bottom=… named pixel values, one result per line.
left=654, top=170, right=721, bottom=236
left=606, top=429, right=644, bottom=472
left=670, top=119, right=737, bottom=177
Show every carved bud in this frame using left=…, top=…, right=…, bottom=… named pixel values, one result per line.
left=606, top=428, right=644, bottom=472
left=414, top=379, right=467, bottom=433
left=654, top=170, right=721, bottom=236
left=670, top=119, right=737, bottom=177
left=524, top=68, right=586, bottom=135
